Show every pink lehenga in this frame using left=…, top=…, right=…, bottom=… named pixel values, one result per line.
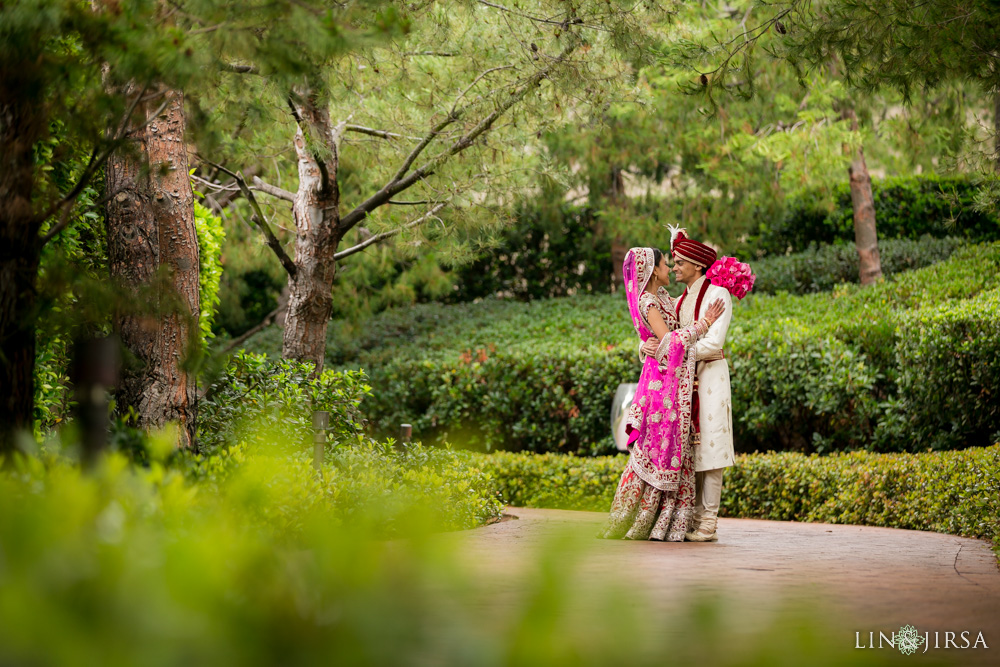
left=600, top=248, right=710, bottom=542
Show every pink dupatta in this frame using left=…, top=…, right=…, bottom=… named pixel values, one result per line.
left=622, top=248, right=701, bottom=491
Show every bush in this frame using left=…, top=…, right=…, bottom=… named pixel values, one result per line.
left=446, top=201, right=612, bottom=302
left=198, top=351, right=373, bottom=454
left=0, top=449, right=871, bottom=666
left=240, top=243, right=1000, bottom=455
left=754, top=174, right=1000, bottom=256
left=473, top=447, right=1000, bottom=552
left=192, top=351, right=504, bottom=532
left=751, top=236, right=965, bottom=295
left=325, top=243, right=1000, bottom=455
left=877, top=288, right=1000, bottom=451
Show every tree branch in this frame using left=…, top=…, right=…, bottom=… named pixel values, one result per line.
left=476, top=0, right=604, bottom=31
left=451, top=65, right=517, bottom=116
left=344, top=124, right=421, bottom=141
left=391, top=113, right=460, bottom=184
left=338, top=43, right=576, bottom=234
left=403, top=51, right=457, bottom=57
left=252, top=176, right=296, bottom=202
left=219, top=307, right=280, bottom=357
left=334, top=202, right=448, bottom=260
left=201, top=158, right=298, bottom=279
left=223, top=62, right=259, bottom=74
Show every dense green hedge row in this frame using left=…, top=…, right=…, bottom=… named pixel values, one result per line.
left=754, top=174, right=1000, bottom=255
left=751, top=236, right=965, bottom=295
left=473, top=447, right=1000, bottom=552
left=299, top=242, right=1000, bottom=455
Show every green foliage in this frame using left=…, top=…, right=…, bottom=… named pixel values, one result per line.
left=0, top=449, right=884, bottom=666
left=779, top=0, right=1000, bottom=99
left=243, top=242, right=1000, bottom=454
left=193, top=199, right=225, bottom=346
left=474, top=446, right=1000, bottom=551
left=198, top=351, right=373, bottom=455
left=447, top=201, right=612, bottom=302
left=879, top=289, right=1000, bottom=451
left=755, top=175, right=1000, bottom=256
left=472, top=451, right=624, bottom=509
left=751, top=236, right=965, bottom=295
left=431, top=176, right=981, bottom=308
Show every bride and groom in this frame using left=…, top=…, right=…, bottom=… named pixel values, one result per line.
left=601, top=227, right=740, bottom=543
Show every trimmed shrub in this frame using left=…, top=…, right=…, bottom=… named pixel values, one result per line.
left=242, top=243, right=1000, bottom=455
left=446, top=201, right=612, bottom=302
left=877, top=288, right=1000, bottom=451
left=751, top=236, right=965, bottom=295
left=473, top=447, right=1000, bottom=551
left=755, top=174, right=1000, bottom=255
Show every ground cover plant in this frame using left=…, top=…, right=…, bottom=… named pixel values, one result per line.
left=472, top=446, right=1000, bottom=557
left=0, top=446, right=900, bottom=667
left=246, top=242, right=1000, bottom=455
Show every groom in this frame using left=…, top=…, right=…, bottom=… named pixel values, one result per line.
left=641, top=230, right=735, bottom=542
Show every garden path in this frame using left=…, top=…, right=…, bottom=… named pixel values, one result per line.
left=441, top=508, right=1000, bottom=664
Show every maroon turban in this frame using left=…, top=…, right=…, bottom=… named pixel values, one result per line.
left=671, top=229, right=717, bottom=268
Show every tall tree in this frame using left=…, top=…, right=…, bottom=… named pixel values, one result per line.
left=0, top=0, right=374, bottom=452
left=842, top=107, right=881, bottom=284
left=105, top=88, right=201, bottom=447
left=0, top=1, right=189, bottom=454
left=205, top=0, right=670, bottom=369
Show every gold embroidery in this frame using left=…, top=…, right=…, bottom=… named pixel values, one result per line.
left=649, top=380, right=663, bottom=391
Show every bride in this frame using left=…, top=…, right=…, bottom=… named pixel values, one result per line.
left=600, top=247, right=723, bottom=542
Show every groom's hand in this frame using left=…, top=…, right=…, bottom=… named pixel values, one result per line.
left=640, top=337, right=659, bottom=357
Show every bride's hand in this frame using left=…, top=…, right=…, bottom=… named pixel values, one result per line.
left=705, top=299, right=725, bottom=325
left=640, top=337, right=659, bottom=357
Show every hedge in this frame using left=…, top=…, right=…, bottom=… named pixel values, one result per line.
left=750, top=236, right=965, bottom=295
left=300, top=242, right=1000, bottom=455
left=754, top=174, right=1000, bottom=256
left=472, top=447, right=1000, bottom=554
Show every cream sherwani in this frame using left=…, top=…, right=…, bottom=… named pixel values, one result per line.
left=677, top=276, right=735, bottom=472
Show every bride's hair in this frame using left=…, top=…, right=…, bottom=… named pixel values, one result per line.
left=652, top=248, right=663, bottom=266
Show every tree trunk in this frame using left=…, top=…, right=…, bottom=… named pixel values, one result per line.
left=106, top=88, right=200, bottom=447
left=0, top=93, right=44, bottom=455
left=844, top=109, right=882, bottom=286
left=281, top=95, right=341, bottom=370
left=994, top=92, right=1000, bottom=172
left=605, top=166, right=627, bottom=290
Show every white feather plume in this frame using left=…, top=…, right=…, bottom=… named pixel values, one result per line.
left=666, top=224, right=686, bottom=250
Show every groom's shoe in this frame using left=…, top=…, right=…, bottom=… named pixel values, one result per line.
left=685, top=518, right=718, bottom=542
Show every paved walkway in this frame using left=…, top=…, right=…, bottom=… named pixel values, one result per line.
left=440, top=508, right=1000, bottom=664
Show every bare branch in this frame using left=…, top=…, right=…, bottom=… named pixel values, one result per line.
left=389, top=199, right=435, bottom=205
left=334, top=202, right=448, bottom=260
left=476, top=0, right=605, bottom=31
left=201, top=158, right=298, bottom=279
left=219, top=307, right=280, bottom=357
left=252, top=176, right=296, bottom=202
left=223, top=62, right=259, bottom=74
left=344, top=124, right=422, bottom=141
left=339, top=41, right=577, bottom=234
left=451, top=65, right=517, bottom=116
left=390, top=113, right=460, bottom=184
left=404, top=51, right=458, bottom=57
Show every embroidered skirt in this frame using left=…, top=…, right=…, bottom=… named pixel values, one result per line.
left=599, top=443, right=696, bottom=542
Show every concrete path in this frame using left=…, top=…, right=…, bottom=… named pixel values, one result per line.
left=440, top=508, right=1000, bottom=665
